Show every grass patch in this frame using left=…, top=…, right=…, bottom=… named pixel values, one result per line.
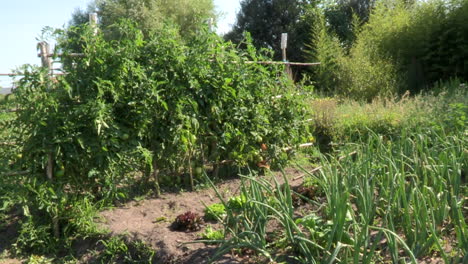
left=308, top=84, right=467, bottom=149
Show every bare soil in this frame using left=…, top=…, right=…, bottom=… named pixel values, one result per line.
left=0, top=213, right=22, bottom=264
left=98, top=168, right=305, bottom=264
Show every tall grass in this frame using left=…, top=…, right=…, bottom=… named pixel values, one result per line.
left=211, top=126, right=467, bottom=263
left=308, top=85, right=467, bottom=146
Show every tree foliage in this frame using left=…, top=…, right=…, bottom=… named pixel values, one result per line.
left=322, top=0, right=377, bottom=46
left=225, top=0, right=316, bottom=63
left=309, top=0, right=468, bottom=99
left=70, top=0, right=216, bottom=39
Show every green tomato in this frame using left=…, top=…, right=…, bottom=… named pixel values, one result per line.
left=194, top=167, right=203, bottom=175
left=16, top=154, right=22, bottom=159
left=190, top=134, right=197, bottom=143
left=121, top=133, right=129, bottom=140
left=256, top=135, right=263, bottom=143
left=255, top=155, right=264, bottom=163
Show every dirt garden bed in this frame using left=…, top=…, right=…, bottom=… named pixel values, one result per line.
left=97, top=168, right=306, bottom=263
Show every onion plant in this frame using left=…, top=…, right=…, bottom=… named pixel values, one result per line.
left=209, top=126, right=466, bottom=263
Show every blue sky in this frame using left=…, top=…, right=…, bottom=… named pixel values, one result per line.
left=0, top=0, right=240, bottom=88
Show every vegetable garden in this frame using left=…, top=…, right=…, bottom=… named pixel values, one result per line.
left=0, top=5, right=467, bottom=264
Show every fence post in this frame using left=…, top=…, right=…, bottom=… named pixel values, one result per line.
left=38, top=42, right=54, bottom=182
left=38, top=42, right=52, bottom=72
left=38, top=41, right=60, bottom=239
left=208, top=18, right=214, bottom=32
left=89, top=12, right=98, bottom=35
left=281, top=33, right=292, bottom=79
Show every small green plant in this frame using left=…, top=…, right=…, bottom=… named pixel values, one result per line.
left=226, top=195, right=247, bottom=212
left=200, top=225, right=224, bottom=241
left=204, top=203, right=226, bottom=221
left=14, top=216, right=58, bottom=255
left=27, top=255, right=54, bottom=264
left=100, top=236, right=129, bottom=257
left=152, top=216, right=167, bottom=223
left=295, top=214, right=329, bottom=242
left=97, top=236, right=155, bottom=263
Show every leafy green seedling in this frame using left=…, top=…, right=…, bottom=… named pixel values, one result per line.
left=153, top=216, right=167, bottom=223
left=200, top=225, right=224, bottom=241
left=204, top=203, right=226, bottom=221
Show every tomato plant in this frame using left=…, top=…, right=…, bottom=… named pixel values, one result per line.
left=13, top=20, right=310, bottom=199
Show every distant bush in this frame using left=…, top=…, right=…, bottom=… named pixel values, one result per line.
left=309, top=10, right=398, bottom=101
left=309, top=0, right=468, bottom=99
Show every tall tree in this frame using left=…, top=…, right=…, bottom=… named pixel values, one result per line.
left=225, top=0, right=316, bottom=63
left=70, top=0, right=216, bottom=39
left=323, top=0, right=377, bottom=46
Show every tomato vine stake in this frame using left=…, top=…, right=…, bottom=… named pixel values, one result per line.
left=151, top=159, right=161, bottom=197
left=38, top=42, right=55, bottom=183
left=38, top=40, right=60, bottom=239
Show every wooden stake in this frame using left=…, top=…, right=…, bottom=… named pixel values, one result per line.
left=39, top=41, right=60, bottom=238
left=38, top=42, right=52, bottom=71
left=38, top=42, right=54, bottom=182
left=281, top=33, right=292, bottom=79
left=188, top=154, right=194, bottom=191
left=281, top=33, right=288, bottom=61
left=152, top=158, right=161, bottom=197
left=46, top=152, right=54, bottom=181
left=89, top=13, right=98, bottom=35
left=210, top=140, right=220, bottom=178
left=208, top=18, right=214, bottom=32
left=283, top=143, right=315, bottom=152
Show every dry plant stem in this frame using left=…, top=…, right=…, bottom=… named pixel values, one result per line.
left=48, top=152, right=60, bottom=238
left=0, top=141, right=16, bottom=145
left=3, top=170, right=30, bottom=176
left=210, top=140, right=220, bottom=178
left=188, top=152, right=194, bottom=191
left=0, top=109, right=18, bottom=113
left=294, top=151, right=357, bottom=180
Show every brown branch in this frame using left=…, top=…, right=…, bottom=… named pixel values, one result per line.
left=293, top=151, right=358, bottom=181
left=3, top=170, right=30, bottom=176
left=0, top=142, right=16, bottom=146
left=245, top=61, right=320, bottom=66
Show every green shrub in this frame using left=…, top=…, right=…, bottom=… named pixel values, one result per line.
left=310, top=9, right=399, bottom=100
left=309, top=0, right=468, bottom=99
